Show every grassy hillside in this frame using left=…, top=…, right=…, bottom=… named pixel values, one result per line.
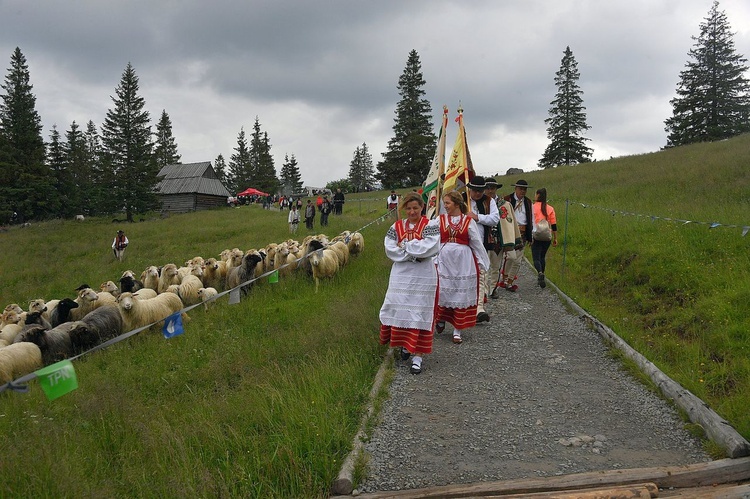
left=497, top=133, right=750, bottom=440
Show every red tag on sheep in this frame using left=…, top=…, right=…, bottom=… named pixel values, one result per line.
left=36, top=360, right=78, bottom=401
left=162, top=313, right=184, bottom=339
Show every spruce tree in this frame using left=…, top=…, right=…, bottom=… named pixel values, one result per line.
left=101, top=63, right=159, bottom=222
left=0, top=47, right=53, bottom=222
left=64, top=120, right=90, bottom=216
left=228, top=127, right=251, bottom=193
left=539, top=46, right=593, bottom=168
left=214, top=153, right=227, bottom=187
left=84, top=120, right=109, bottom=214
left=664, top=1, right=750, bottom=147
left=248, top=117, right=278, bottom=194
left=377, top=49, right=436, bottom=188
left=153, top=109, right=181, bottom=167
left=349, top=142, right=375, bottom=192
left=46, top=125, right=66, bottom=217
left=280, top=153, right=303, bottom=195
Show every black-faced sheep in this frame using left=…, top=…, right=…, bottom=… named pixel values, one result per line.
left=119, top=274, right=144, bottom=294
left=67, top=306, right=124, bottom=353
left=49, top=298, right=79, bottom=327
left=13, top=323, right=75, bottom=365
left=116, top=292, right=185, bottom=332
left=157, top=264, right=180, bottom=293
left=307, top=239, right=340, bottom=292
left=23, top=310, right=51, bottom=331
left=0, top=342, right=43, bottom=384
left=226, top=252, right=263, bottom=296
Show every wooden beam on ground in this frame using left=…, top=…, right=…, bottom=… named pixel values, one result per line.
left=351, top=457, right=750, bottom=498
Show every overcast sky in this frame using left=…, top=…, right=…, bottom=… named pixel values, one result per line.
left=2, top=0, right=749, bottom=188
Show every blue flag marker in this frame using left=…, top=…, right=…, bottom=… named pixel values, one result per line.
left=163, top=312, right=184, bottom=338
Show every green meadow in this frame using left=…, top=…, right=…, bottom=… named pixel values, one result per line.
left=1, top=133, right=749, bottom=496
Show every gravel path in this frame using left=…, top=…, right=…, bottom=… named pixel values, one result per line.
left=356, top=263, right=709, bottom=495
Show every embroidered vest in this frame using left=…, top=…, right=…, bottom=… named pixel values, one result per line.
left=395, top=216, right=429, bottom=244
left=439, top=214, right=470, bottom=245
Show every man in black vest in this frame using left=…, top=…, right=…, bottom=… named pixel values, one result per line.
left=466, top=176, right=499, bottom=323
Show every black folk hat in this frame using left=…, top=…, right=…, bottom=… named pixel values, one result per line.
left=511, top=179, right=530, bottom=188
left=467, top=175, right=486, bottom=191
left=485, top=177, right=502, bottom=189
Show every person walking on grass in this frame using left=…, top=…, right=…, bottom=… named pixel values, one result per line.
left=304, top=199, right=316, bottom=230
left=112, top=229, right=129, bottom=262
left=531, top=187, right=558, bottom=288
left=386, top=190, right=399, bottom=220
left=288, top=204, right=300, bottom=233
left=333, top=188, right=345, bottom=215
left=434, top=190, right=490, bottom=345
left=379, top=193, right=440, bottom=375
left=320, top=196, right=332, bottom=227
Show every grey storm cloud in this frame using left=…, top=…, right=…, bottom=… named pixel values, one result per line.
left=2, top=0, right=749, bottom=185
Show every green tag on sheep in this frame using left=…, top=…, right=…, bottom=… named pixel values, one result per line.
left=268, top=270, right=279, bottom=283
left=36, top=360, right=78, bottom=401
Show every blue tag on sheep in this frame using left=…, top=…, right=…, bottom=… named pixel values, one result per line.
left=163, top=313, right=184, bottom=338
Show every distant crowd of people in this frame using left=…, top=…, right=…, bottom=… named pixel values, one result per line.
left=379, top=177, right=558, bottom=375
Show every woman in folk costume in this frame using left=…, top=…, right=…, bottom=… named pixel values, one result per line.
left=434, top=190, right=490, bottom=344
left=379, top=193, right=441, bottom=375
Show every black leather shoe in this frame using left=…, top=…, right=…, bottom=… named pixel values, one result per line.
left=476, top=312, right=490, bottom=323
left=400, top=347, right=411, bottom=361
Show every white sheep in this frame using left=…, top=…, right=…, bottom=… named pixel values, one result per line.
left=42, top=299, right=60, bottom=322
left=116, top=292, right=186, bottom=332
left=75, top=214, right=85, bottom=222
left=164, top=284, right=181, bottom=295
left=329, top=240, right=350, bottom=268
left=132, top=289, right=158, bottom=300
left=157, top=263, right=180, bottom=293
left=307, top=239, right=340, bottom=292
left=197, top=287, right=218, bottom=311
left=202, top=258, right=226, bottom=291
left=142, top=265, right=160, bottom=292
left=1, top=305, right=23, bottom=328
left=0, top=342, right=43, bottom=384
left=0, top=323, right=24, bottom=344
left=71, top=288, right=117, bottom=320
left=28, top=298, right=47, bottom=314
left=178, top=267, right=204, bottom=305
left=347, top=231, right=365, bottom=256
left=100, top=280, right=120, bottom=297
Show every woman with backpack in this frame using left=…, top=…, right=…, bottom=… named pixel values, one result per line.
left=531, top=187, right=558, bottom=288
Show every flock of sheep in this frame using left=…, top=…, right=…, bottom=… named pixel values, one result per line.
left=0, top=230, right=364, bottom=387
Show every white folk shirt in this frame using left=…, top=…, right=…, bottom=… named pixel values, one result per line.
left=514, top=193, right=528, bottom=227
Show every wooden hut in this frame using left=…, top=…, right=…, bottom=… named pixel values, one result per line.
left=156, top=162, right=231, bottom=214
